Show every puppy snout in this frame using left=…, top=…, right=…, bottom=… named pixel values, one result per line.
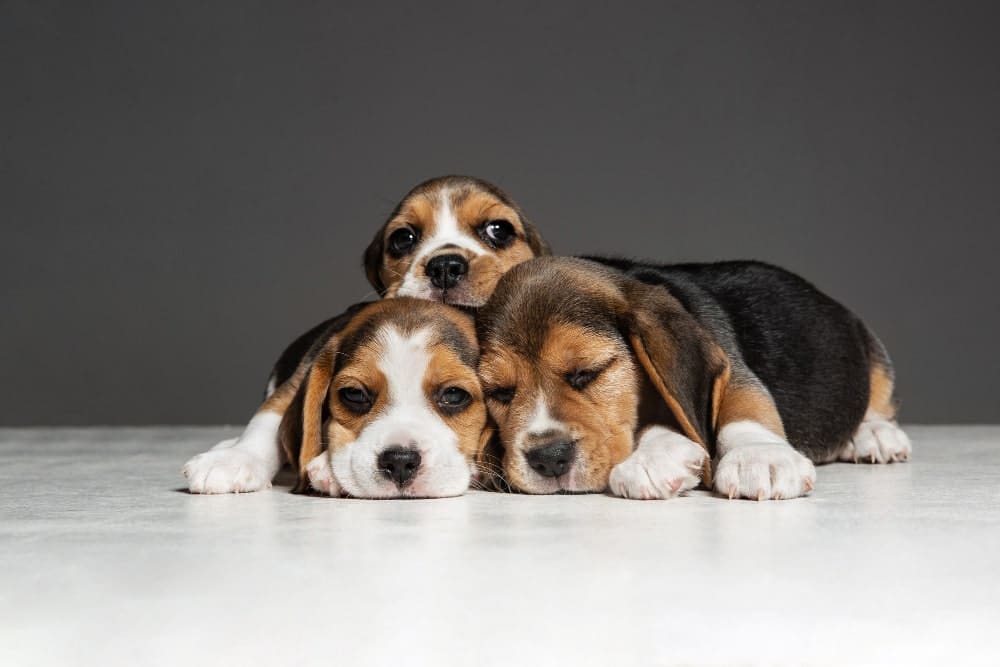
left=425, top=254, right=468, bottom=289
left=377, top=447, right=422, bottom=488
left=525, top=440, right=576, bottom=478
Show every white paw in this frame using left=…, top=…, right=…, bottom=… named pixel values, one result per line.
left=714, top=443, right=816, bottom=500
left=306, top=452, right=342, bottom=496
left=183, top=446, right=272, bottom=494
left=842, top=418, right=912, bottom=464
left=609, top=427, right=706, bottom=500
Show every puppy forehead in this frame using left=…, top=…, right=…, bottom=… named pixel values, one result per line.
left=479, top=261, right=624, bottom=358
left=335, top=299, right=479, bottom=374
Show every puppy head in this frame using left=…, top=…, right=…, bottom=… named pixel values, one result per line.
left=281, top=298, right=488, bottom=498
left=476, top=257, right=727, bottom=494
left=364, top=175, right=550, bottom=307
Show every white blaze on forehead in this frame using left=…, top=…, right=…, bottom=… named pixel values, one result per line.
left=377, top=325, right=435, bottom=410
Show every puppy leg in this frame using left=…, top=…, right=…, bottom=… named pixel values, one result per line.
left=840, top=409, right=912, bottom=464
left=713, top=385, right=816, bottom=501
left=183, top=371, right=304, bottom=494
left=609, top=426, right=706, bottom=500
left=838, top=361, right=912, bottom=464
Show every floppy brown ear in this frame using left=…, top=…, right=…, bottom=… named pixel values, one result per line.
left=279, top=343, right=336, bottom=493
left=622, top=281, right=730, bottom=457
left=521, top=218, right=551, bottom=257
left=362, top=229, right=387, bottom=295
left=473, top=421, right=509, bottom=492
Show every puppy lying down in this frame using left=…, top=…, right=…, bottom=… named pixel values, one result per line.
left=184, top=298, right=489, bottom=498
left=476, top=256, right=911, bottom=500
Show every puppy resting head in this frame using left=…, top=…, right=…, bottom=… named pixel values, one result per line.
left=364, top=175, right=549, bottom=307
left=476, top=257, right=725, bottom=494
left=282, top=298, right=488, bottom=498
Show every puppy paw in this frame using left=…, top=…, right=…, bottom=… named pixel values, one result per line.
left=306, top=453, right=342, bottom=496
left=183, top=446, right=272, bottom=494
left=842, top=418, right=911, bottom=463
left=609, top=427, right=706, bottom=500
left=714, top=443, right=815, bottom=501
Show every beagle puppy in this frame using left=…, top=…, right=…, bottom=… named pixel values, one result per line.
left=183, top=175, right=547, bottom=496
left=184, top=298, right=489, bottom=497
left=476, top=256, right=911, bottom=500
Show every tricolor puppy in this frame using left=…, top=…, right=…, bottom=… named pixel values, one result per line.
left=184, top=298, right=488, bottom=498
left=476, top=257, right=911, bottom=500
left=364, top=174, right=549, bottom=307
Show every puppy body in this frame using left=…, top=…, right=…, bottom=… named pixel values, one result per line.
left=477, top=257, right=910, bottom=500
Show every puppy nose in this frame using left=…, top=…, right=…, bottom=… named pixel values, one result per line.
left=425, top=254, right=468, bottom=289
left=525, top=441, right=576, bottom=478
left=377, top=447, right=422, bottom=487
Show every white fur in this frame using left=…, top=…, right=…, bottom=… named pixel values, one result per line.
left=306, top=452, right=342, bottom=496
left=183, top=412, right=283, bottom=494
left=609, top=426, right=706, bottom=500
left=329, top=325, right=471, bottom=498
left=396, top=189, right=487, bottom=300
left=523, top=395, right=566, bottom=443
left=840, top=410, right=912, bottom=463
left=714, top=420, right=816, bottom=500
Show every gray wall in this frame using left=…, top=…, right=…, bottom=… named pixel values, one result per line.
left=2, top=1, right=998, bottom=426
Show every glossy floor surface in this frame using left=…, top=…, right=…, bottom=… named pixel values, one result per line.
left=2, top=426, right=999, bottom=666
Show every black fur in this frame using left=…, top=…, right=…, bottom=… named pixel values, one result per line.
left=584, top=256, right=876, bottom=461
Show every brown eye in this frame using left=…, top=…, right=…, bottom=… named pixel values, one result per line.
left=566, top=368, right=602, bottom=391
left=339, top=386, right=373, bottom=414
left=388, top=227, right=419, bottom=256
left=479, top=220, right=515, bottom=248
left=437, top=386, right=472, bottom=413
left=487, top=386, right=516, bottom=404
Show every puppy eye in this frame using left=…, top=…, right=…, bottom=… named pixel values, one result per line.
left=487, top=386, right=516, bottom=404
left=388, top=227, right=419, bottom=256
left=339, top=386, right=374, bottom=414
left=479, top=220, right=516, bottom=248
left=437, top=386, right=472, bottom=412
left=566, top=368, right=602, bottom=390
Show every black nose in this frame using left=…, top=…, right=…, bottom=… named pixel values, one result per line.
left=377, top=447, right=422, bottom=487
left=525, top=441, right=576, bottom=478
left=425, top=254, right=468, bottom=289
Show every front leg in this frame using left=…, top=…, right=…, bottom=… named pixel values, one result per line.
left=713, top=385, right=815, bottom=500
left=608, top=425, right=707, bottom=500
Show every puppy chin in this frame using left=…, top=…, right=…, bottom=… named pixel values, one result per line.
left=395, top=280, right=487, bottom=308
left=508, top=461, right=606, bottom=495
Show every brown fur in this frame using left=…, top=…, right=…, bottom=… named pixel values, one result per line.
left=868, top=362, right=897, bottom=419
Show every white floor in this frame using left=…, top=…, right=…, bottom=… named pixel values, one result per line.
left=1, top=426, right=999, bottom=666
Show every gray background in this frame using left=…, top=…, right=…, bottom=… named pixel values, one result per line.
left=2, top=1, right=997, bottom=426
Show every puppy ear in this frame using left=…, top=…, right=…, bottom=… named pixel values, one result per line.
left=622, top=282, right=729, bottom=455
left=279, top=342, right=337, bottom=493
left=521, top=218, right=551, bottom=256
left=363, top=229, right=387, bottom=295
left=473, top=421, right=509, bottom=492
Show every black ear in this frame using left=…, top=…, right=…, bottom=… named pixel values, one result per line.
left=279, top=343, right=336, bottom=493
left=521, top=218, right=551, bottom=256
left=363, top=228, right=387, bottom=295
left=621, top=281, right=729, bottom=451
